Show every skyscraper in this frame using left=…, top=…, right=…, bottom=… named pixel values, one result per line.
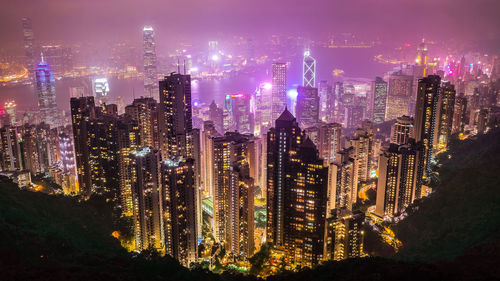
left=117, top=116, right=141, bottom=216
left=271, top=63, right=287, bottom=121
left=451, top=93, right=467, bottom=134
left=344, top=105, right=364, bottom=128
left=434, top=82, right=456, bottom=149
left=22, top=18, right=35, bottom=74
left=125, top=97, right=160, bottom=149
left=0, top=126, right=22, bottom=172
left=302, top=50, right=316, bottom=87
left=209, top=100, right=224, bottom=135
left=159, top=73, right=193, bottom=159
left=212, top=132, right=256, bottom=259
left=296, top=86, right=320, bottom=128
left=225, top=93, right=254, bottom=134
left=385, top=72, right=413, bottom=121
left=332, top=147, right=356, bottom=211
left=318, top=81, right=334, bottom=122
left=162, top=158, right=198, bottom=265
left=70, top=96, right=96, bottom=196
left=143, top=26, right=158, bottom=100
left=266, top=108, right=303, bottom=246
left=283, top=137, right=328, bottom=267
left=130, top=147, right=164, bottom=252
left=414, top=75, right=441, bottom=176
left=371, top=77, right=388, bottom=124
left=35, top=55, right=58, bottom=126
left=347, top=128, right=373, bottom=184
left=325, top=208, right=364, bottom=261
left=375, top=141, right=424, bottom=217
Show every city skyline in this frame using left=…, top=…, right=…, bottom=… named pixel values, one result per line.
left=0, top=1, right=499, bottom=279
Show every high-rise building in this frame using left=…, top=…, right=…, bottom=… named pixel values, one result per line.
left=143, top=26, right=158, bottom=100
left=162, top=158, right=198, bottom=265
left=0, top=126, right=22, bottom=172
left=117, top=117, right=141, bottom=216
left=325, top=208, right=364, bottom=261
left=414, top=75, right=441, bottom=176
left=209, top=100, right=224, bottom=135
left=371, top=77, right=388, bottom=124
left=125, top=97, right=160, bottom=149
left=58, top=129, right=77, bottom=194
left=302, top=50, right=316, bottom=87
left=255, top=82, right=273, bottom=135
left=318, top=81, right=334, bottom=122
left=307, top=122, right=342, bottom=165
left=347, top=128, right=373, bottom=184
left=344, top=105, right=364, bottom=128
left=212, top=132, right=256, bottom=258
left=332, top=147, right=356, bottom=211
left=451, top=93, right=467, bottom=134
left=266, top=108, right=303, bottom=246
left=130, top=147, right=164, bottom=252
left=434, top=82, right=456, bottom=149
left=391, top=115, right=414, bottom=145
left=35, top=55, right=58, bottom=126
left=333, top=82, right=344, bottom=123
left=70, top=96, right=96, bottom=196
left=225, top=93, right=254, bottom=134
left=201, top=121, right=220, bottom=197
left=385, top=72, right=413, bottom=121
left=159, top=73, right=193, bottom=159
left=283, top=137, right=328, bottom=268
left=271, top=63, right=287, bottom=121
left=22, top=18, right=36, bottom=74
left=296, top=86, right=320, bottom=128
left=375, top=141, right=424, bottom=217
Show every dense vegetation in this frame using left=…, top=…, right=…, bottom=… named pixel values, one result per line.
left=395, top=129, right=500, bottom=262
left=0, top=129, right=499, bottom=280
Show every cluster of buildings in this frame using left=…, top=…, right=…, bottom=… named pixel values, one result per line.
left=2, top=21, right=499, bottom=273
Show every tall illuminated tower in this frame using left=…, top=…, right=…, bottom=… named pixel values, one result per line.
left=130, top=147, right=164, bottom=252
left=212, top=132, right=256, bottom=259
left=159, top=73, right=193, bottom=159
left=385, top=72, right=413, bottom=121
left=22, top=18, right=35, bottom=73
left=35, top=54, right=58, bottom=127
left=434, top=82, right=456, bottom=149
left=296, top=86, right=320, bottom=128
left=266, top=108, right=303, bottom=246
left=143, top=26, right=158, bottom=100
left=371, top=77, right=388, bottom=124
left=284, top=137, right=328, bottom=267
left=414, top=75, right=440, bottom=178
left=271, top=63, right=287, bottom=121
left=162, top=158, right=198, bottom=265
left=302, top=50, right=316, bottom=87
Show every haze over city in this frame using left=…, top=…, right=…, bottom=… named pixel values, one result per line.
left=0, top=0, right=499, bottom=280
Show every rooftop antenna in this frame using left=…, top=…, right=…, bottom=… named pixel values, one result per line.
left=177, top=57, right=180, bottom=74
left=40, top=52, right=45, bottom=63
left=183, top=59, right=186, bottom=75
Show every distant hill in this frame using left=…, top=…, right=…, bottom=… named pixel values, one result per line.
left=1, top=129, right=499, bottom=280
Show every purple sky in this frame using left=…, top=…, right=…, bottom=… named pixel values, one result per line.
left=1, top=0, right=500, bottom=50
